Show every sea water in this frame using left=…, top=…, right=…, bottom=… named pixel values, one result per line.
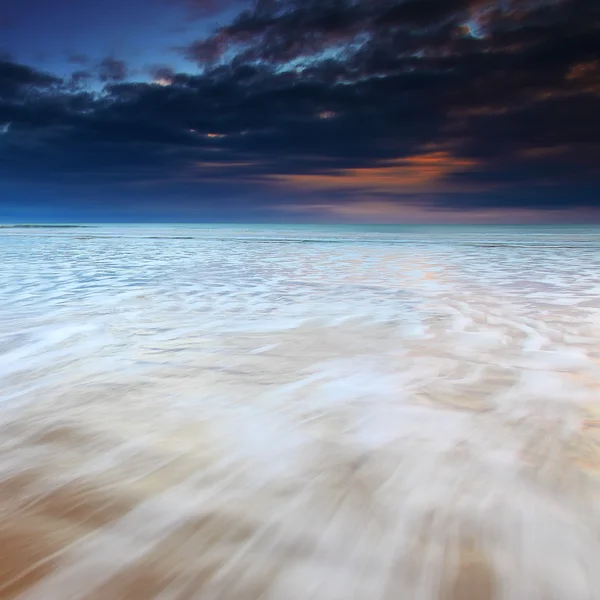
left=0, top=224, right=599, bottom=599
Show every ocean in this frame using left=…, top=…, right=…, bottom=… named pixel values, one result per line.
left=0, top=224, right=599, bottom=599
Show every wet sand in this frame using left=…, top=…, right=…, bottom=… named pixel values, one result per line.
left=1, top=315, right=600, bottom=599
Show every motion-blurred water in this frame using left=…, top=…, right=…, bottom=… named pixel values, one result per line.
left=1, top=224, right=600, bottom=599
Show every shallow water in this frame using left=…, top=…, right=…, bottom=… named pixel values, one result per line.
left=1, top=224, right=600, bottom=599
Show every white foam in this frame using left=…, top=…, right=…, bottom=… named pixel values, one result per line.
left=1, top=226, right=600, bottom=599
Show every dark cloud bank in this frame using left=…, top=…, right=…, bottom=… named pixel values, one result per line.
left=0, top=0, right=599, bottom=221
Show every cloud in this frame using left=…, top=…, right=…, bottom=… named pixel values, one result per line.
left=147, top=65, right=176, bottom=86
left=0, top=59, right=62, bottom=99
left=268, top=152, right=480, bottom=194
left=0, top=0, right=599, bottom=219
left=97, top=57, right=128, bottom=82
left=278, top=199, right=582, bottom=224
left=182, top=0, right=488, bottom=67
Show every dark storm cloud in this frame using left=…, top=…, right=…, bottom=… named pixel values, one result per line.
left=1, top=0, right=599, bottom=217
left=183, top=0, right=484, bottom=66
left=375, top=0, right=474, bottom=27
left=0, top=60, right=62, bottom=99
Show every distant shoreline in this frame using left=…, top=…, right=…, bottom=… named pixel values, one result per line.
left=0, top=224, right=91, bottom=228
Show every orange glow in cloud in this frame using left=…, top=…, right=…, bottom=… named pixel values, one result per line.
left=567, top=61, right=599, bottom=81
left=279, top=200, right=595, bottom=225
left=269, top=151, right=478, bottom=194
left=519, top=145, right=570, bottom=159
left=566, top=61, right=600, bottom=95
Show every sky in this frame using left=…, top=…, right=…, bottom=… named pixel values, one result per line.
left=0, top=0, right=599, bottom=223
